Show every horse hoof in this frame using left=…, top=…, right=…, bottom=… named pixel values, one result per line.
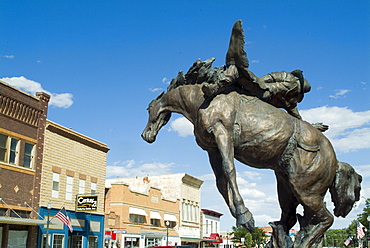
left=237, top=211, right=255, bottom=233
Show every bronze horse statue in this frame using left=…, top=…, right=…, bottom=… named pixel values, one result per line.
left=141, top=21, right=361, bottom=248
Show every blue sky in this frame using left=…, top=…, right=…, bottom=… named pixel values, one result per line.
left=1, top=1, right=369, bottom=231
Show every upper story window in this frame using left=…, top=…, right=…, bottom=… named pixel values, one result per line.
left=79, top=179, right=85, bottom=195
left=23, top=142, right=34, bottom=168
left=90, top=182, right=96, bottom=195
left=0, top=133, right=35, bottom=168
left=0, top=134, right=19, bottom=165
left=130, top=214, right=146, bottom=224
left=129, top=207, right=147, bottom=224
left=66, top=176, right=74, bottom=201
left=52, top=172, right=60, bottom=198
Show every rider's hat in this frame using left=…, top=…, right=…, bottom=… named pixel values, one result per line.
left=291, top=70, right=311, bottom=102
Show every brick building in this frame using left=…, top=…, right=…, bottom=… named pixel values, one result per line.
left=0, top=80, right=50, bottom=248
left=105, top=174, right=203, bottom=248
left=38, top=120, right=109, bottom=248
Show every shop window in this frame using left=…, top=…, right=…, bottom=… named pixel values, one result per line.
left=88, top=236, right=98, bottom=248
left=72, top=235, right=83, bottom=248
left=124, top=237, right=139, bottom=248
left=53, top=234, right=64, bottom=248
left=41, top=234, right=47, bottom=248
left=146, top=238, right=160, bottom=247
left=23, top=142, right=34, bottom=168
left=0, top=208, right=7, bottom=216
left=52, top=172, right=60, bottom=198
left=8, top=230, right=27, bottom=248
left=129, top=214, right=146, bottom=224
left=90, top=182, right=96, bottom=195
left=66, top=176, right=74, bottom=200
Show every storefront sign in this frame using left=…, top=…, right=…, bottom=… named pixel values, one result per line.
left=203, top=233, right=223, bottom=243
left=76, top=195, right=98, bottom=211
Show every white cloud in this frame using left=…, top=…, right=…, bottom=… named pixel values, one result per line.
left=149, top=87, right=163, bottom=92
left=162, top=77, right=170, bottom=84
left=199, top=173, right=216, bottom=181
left=240, top=188, right=266, bottom=198
left=353, top=164, right=370, bottom=178
left=106, top=160, right=174, bottom=178
left=329, top=89, right=350, bottom=99
left=301, top=106, right=370, bottom=153
left=255, top=214, right=278, bottom=226
left=168, top=117, right=193, bottom=137
left=3, top=55, right=14, bottom=59
left=242, top=171, right=262, bottom=181
left=1, top=76, right=73, bottom=108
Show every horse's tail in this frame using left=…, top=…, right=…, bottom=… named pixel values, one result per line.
left=329, top=161, right=362, bottom=218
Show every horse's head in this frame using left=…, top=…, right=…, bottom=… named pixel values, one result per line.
left=141, top=92, right=172, bottom=143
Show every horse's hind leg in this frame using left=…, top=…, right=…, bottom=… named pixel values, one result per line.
left=293, top=194, right=334, bottom=248
left=275, top=172, right=299, bottom=233
left=267, top=172, right=298, bottom=248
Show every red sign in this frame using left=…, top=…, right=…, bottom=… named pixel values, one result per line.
left=105, top=231, right=117, bottom=240
left=203, top=233, right=223, bottom=243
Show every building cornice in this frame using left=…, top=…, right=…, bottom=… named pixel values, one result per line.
left=46, top=120, right=110, bottom=153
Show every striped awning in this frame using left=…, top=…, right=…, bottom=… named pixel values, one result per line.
left=129, top=207, right=147, bottom=216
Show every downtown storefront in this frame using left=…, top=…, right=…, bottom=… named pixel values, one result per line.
left=38, top=196, right=104, bottom=248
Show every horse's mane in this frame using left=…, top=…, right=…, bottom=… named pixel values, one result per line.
left=167, top=58, right=226, bottom=91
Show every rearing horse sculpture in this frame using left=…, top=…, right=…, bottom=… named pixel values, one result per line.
left=141, top=21, right=361, bottom=248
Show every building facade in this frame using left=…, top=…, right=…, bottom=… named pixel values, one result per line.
left=0, top=80, right=50, bottom=248
left=201, top=209, right=223, bottom=248
left=105, top=174, right=203, bottom=248
left=105, top=179, right=180, bottom=248
left=38, top=120, right=109, bottom=248
left=218, top=232, right=235, bottom=248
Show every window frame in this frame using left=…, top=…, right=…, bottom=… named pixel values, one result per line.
left=66, top=176, right=74, bottom=200
left=52, top=172, right=60, bottom=198
left=53, top=234, right=65, bottom=248
left=90, top=182, right=96, bottom=195
left=23, top=142, right=35, bottom=168
left=79, top=179, right=85, bottom=195
left=0, top=134, right=20, bottom=165
left=129, top=214, right=146, bottom=224
left=88, top=236, right=98, bottom=248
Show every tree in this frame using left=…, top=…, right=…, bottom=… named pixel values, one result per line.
left=324, top=198, right=370, bottom=247
left=357, top=198, right=370, bottom=233
left=231, top=226, right=267, bottom=248
left=324, top=228, right=348, bottom=247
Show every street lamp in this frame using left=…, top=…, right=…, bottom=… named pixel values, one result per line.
left=165, top=221, right=170, bottom=246
left=226, top=233, right=229, bottom=248
left=46, top=201, right=52, bottom=248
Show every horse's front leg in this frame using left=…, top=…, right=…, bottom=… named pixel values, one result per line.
left=207, top=150, right=237, bottom=218
left=209, top=122, right=255, bottom=232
